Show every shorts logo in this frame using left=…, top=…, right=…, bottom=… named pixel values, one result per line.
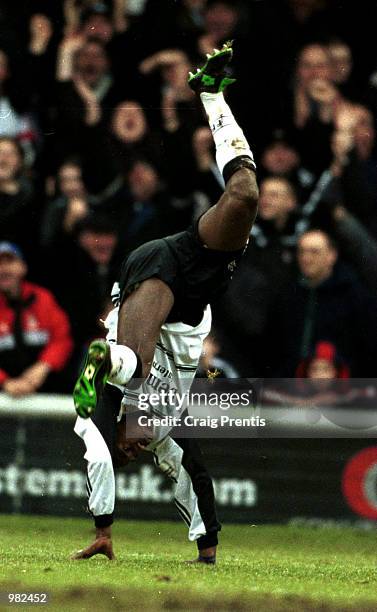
left=228, top=259, right=237, bottom=273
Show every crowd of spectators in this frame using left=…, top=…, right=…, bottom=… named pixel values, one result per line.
left=0, top=0, right=377, bottom=395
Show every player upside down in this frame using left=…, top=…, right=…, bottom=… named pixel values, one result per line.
left=72, top=42, right=258, bottom=564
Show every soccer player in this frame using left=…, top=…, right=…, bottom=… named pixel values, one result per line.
left=72, top=42, right=258, bottom=563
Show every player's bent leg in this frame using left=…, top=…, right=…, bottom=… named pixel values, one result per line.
left=116, top=279, right=174, bottom=378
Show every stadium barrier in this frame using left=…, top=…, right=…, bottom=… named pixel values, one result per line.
left=1, top=393, right=377, bottom=524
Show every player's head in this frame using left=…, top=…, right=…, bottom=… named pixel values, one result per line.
left=258, top=176, right=297, bottom=222
left=297, top=230, right=338, bottom=285
left=0, top=242, right=27, bottom=297
left=114, top=412, right=153, bottom=467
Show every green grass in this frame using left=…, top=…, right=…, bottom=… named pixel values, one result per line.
left=1, top=515, right=377, bottom=611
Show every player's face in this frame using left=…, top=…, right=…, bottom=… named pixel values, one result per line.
left=0, top=254, right=27, bottom=295
left=115, top=438, right=149, bottom=466
left=297, top=232, right=337, bottom=282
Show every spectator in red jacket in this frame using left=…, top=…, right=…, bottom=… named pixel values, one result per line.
left=0, top=241, right=73, bottom=396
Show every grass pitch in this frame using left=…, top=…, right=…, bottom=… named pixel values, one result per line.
left=1, top=516, right=377, bottom=611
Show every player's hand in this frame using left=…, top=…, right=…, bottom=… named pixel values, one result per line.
left=29, top=13, right=53, bottom=54
left=63, top=196, right=89, bottom=232
left=162, top=88, right=180, bottom=132
left=73, top=76, right=102, bottom=125
left=3, top=377, right=34, bottom=397
left=22, top=362, right=51, bottom=392
left=139, top=50, right=188, bottom=74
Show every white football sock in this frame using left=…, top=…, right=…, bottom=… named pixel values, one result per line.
left=108, top=344, right=138, bottom=385
left=200, top=92, right=255, bottom=176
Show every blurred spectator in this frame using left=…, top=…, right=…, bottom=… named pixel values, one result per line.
left=110, top=100, right=162, bottom=172
left=262, top=229, right=377, bottom=376
left=54, top=36, right=121, bottom=165
left=40, top=159, right=90, bottom=249
left=260, top=130, right=315, bottom=201
left=296, top=340, right=350, bottom=379
left=251, top=176, right=300, bottom=262
left=198, top=0, right=244, bottom=57
left=0, top=138, right=38, bottom=264
left=0, top=48, right=37, bottom=152
left=213, top=176, right=300, bottom=376
left=0, top=242, right=73, bottom=396
left=287, top=42, right=352, bottom=176
left=115, top=159, right=173, bottom=249
left=63, top=0, right=126, bottom=39
left=48, top=214, right=118, bottom=356
left=327, top=39, right=355, bottom=98
left=140, top=48, right=200, bottom=133
left=327, top=104, right=377, bottom=225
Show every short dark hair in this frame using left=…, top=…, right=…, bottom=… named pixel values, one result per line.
left=75, top=213, right=117, bottom=237
left=300, top=228, right=338, bottom=251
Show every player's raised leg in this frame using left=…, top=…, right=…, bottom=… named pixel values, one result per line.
left=189, top=42, right=259, bottom=251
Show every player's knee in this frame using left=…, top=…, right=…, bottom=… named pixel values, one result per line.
left=226, top=168, right=259, bottom=214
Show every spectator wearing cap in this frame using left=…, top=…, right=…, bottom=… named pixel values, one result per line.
left=0, top=242, right=73, bottom=396
left=296, top=340, right=350, bottom=379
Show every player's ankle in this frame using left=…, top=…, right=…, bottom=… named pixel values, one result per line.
left=198, top=545, right=217, bottom=559
left=96, top=526, right=112, bottom=540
